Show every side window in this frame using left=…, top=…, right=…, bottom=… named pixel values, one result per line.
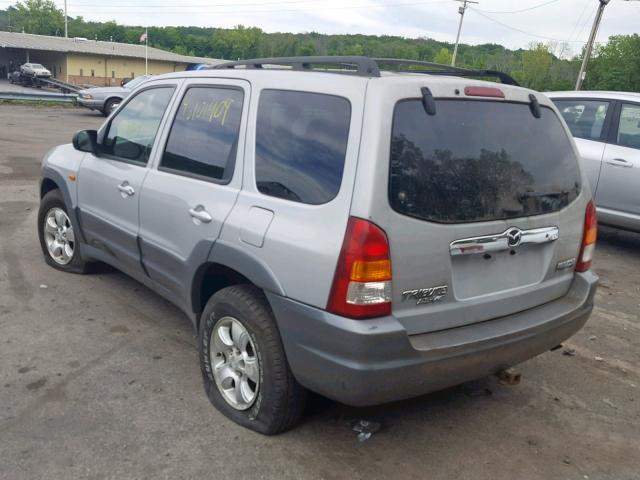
left=160, top=86, right=244, bottom=182
left=617, top=104, right=640, bottom=150
left=101, top=87, right=174, bottom=164
left=255, top=90, right=351, bottom=205
left=553, top=99, right=610, bottom=141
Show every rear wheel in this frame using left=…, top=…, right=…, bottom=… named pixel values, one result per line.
left=37, top=189, right=88, bottom=273
left=199, top=285, right=306, bottom=434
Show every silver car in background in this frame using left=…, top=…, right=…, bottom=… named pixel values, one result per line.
left=77, top=75, right=151, bottom=116
left=546, top=91, right=640, bottom=232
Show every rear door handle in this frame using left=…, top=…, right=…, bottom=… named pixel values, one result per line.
left=189, top=205, right=212, bottom=224
left=117, top=181, right=135, bottom=197
left=605, top=158, right=633, bottom=168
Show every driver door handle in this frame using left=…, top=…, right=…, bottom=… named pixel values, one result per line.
left=117, top=181, right=135, bottom=196
left=605, top=158, right=632, bottom=168
left=189, top=205, right=213, bottom=224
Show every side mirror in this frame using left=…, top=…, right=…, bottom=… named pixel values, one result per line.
left=72, top=130, right=98, bottom=153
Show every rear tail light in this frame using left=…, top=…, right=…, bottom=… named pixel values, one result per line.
left=327, top=217, right=392, bottom=319
left=575, top=200, right=597, bottom=272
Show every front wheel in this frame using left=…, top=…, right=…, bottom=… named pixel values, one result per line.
left=103, top=98, right=120, bottom=116
left=37, top=189, right=88, bottom=273
left=199, top=285, right=306, bottom=434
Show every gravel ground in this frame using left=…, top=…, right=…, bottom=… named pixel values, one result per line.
left=1, top=104, right=639, bottom=480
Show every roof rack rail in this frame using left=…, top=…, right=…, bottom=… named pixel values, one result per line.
left=209, top=56, right=380, bottom=77
left=373, top=58, right=519, bottom=86
left=209, top=56, right=518, bottom=85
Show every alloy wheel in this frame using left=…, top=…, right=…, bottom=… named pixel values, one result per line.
left=43, top=208, right=75, bottom=265
left=209, top=316, right=260, bottom=410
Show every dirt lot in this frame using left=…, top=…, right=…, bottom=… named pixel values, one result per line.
left=1, top=104, right=639, bottom=480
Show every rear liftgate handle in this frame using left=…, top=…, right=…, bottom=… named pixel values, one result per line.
left=189, top=205, right=213, bottom=224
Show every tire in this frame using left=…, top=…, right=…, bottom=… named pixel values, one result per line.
left=103, top=98, right=120, bottom=116
left=199, top=285, right=306, bottom=434
left=37, top=189, right=88, bottom=274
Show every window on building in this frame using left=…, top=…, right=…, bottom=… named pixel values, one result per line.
left=91, top=69, right=95, bottom=77
left=80, top=68, right=84, bottom=76
left=160, top=87, right=244, bottom=182
left=112, top=70, right=115, bottom=79
left=131, top=72, right=134, bottom=78
left=255, top=90, right=351, bottom=205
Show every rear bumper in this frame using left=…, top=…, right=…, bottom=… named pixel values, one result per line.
left=267, top=271, right=598, bottom=406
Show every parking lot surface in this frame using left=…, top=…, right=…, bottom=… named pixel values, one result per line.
left=1, top=104, right=639, bottom=480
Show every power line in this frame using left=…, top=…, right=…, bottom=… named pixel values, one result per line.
left=0, top=0, right=452, bottom=13
left=468, top=7, right=587, bottom=44
left=20, top=0, right=448, bottom=9
left=474, top=0, right=561, bottom=14
left=567, top=0, right=593, bottom=43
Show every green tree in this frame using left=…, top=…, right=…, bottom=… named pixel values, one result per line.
left=586, top=34, right=640, bottom=92
left=11, top=0, right=64, bottom=35
left=517, top=42, right=552, bottom=91
left=433, top=48, right=452, bottom=65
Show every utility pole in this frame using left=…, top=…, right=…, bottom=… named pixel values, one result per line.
left=64, top=0, right=68, bottom=37
left=575, top=0, right=610, bottom=90
left=451, top=0, right=478, bottom=67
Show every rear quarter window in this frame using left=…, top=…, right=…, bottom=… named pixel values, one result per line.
left=255, top=90, right=351, bottom=205
left=389, top=99, right=582, bottom=223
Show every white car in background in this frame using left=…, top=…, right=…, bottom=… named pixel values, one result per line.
left=546, top=91, right=640, bottom=233
left=20, top=62, right=51, bottom=78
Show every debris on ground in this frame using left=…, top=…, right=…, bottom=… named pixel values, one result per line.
left=563, top=348, right=577, bottom=356
left=496, top=367, right=521, bottom=385
left=595, top=356, right=604, bottom=362
left=465, top=386, right=493, bottom=397
left=39, top=284, right=48, bottom=289
left=350, top=419, right=381, bottom=442
left=589, top=336, right=597, bottom=341
left=602, top=398, right=618, bottom=410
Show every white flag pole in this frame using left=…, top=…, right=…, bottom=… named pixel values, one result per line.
left=145, top=28, right=148, bottom=75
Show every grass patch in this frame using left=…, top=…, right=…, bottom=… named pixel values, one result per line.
left=0, top=99, right=77, bottom=108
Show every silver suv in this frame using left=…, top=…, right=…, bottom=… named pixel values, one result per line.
left=38, top=57, right=598, bottom=434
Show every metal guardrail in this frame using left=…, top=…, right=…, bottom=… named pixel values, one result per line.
left=0, top=91, right=77, bottom=103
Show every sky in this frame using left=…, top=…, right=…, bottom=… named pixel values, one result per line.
left=3, top=0, right=640, bottom=52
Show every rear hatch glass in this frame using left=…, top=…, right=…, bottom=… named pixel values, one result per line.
left=384, top=98, right=584, bottom=335
left=390, top=99, right=581, bottom=223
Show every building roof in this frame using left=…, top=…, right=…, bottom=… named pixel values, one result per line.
left=0, top=31, right=222, bottom=65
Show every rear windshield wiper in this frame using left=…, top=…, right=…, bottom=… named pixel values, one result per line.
left=520, top=190, right=568, bottom=199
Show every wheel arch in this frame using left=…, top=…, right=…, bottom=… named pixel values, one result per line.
left=40, top=168, right=85, bottom=244
left=40, top=177, right=59, bottom=198
left=191, top=241, right=286, bottom=327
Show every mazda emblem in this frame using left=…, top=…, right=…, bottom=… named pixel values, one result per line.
left=506, top=228, right=522, bottom=247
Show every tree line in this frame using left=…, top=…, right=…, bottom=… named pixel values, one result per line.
left=1, top=0, right=638, bottom=92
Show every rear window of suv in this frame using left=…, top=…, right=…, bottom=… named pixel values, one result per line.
left=389, top=99, right=582, bottom=223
